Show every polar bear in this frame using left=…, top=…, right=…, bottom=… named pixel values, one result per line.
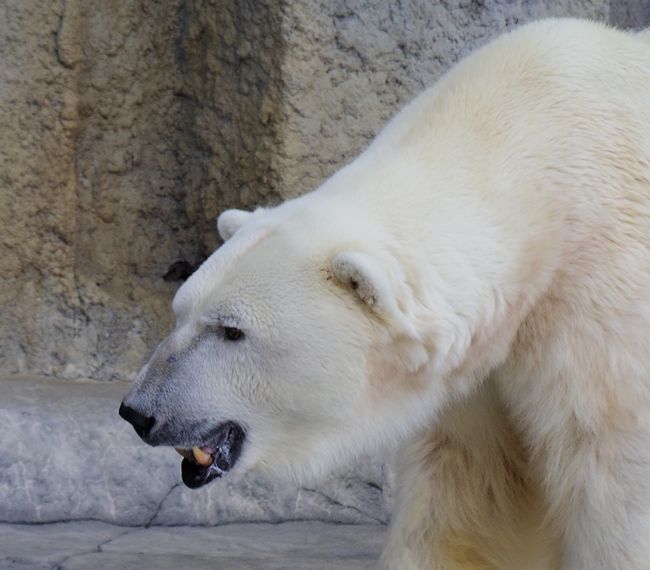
left=120, top=19, right=650, bottom=569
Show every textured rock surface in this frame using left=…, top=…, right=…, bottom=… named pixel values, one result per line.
left=0, top=1, right=288, bottom=381
left=0, top=520, right=385, bottom=569
left=1, top=1, right=181, bottom=381
left=3, top=0, right=643, bottom=381
left=0, top=1, right=81, bottom=377
left=0, top=376, right=389, bottom=525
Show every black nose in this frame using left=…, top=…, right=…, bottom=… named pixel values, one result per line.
left=119, top=402, right=156, bottom=439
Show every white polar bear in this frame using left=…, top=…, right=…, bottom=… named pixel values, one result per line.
left=121, top=19, right=650, bottom=569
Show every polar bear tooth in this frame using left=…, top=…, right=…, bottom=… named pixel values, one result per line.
left=192, top=446, right=213, bottom=466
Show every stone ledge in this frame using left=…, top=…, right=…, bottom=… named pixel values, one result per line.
left=0, top=520, right=385, bottom=569
left=0, top=376, right=389, bottom=526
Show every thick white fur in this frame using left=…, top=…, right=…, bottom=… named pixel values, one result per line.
left=167, top=19, right=650, bottom=569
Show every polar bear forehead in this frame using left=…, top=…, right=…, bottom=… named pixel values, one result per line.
left=171, top=226, right=325, bottom=325
left=171, top=226, right=274, bottom=321
left=171, top=193, right=372, bottom=324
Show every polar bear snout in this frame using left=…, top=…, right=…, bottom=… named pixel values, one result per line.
left=119, top=387, right=248, bottom=489
left=118, top=328, right=253, bottom=489
left=119, top=377, right=193, bottom=448
left=118, top=401, right=156, bottom=440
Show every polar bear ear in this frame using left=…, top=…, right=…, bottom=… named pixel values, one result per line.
left=330, top=251, right=427, bottom=373
left=331, top=252, right=389, bottom=310
left=217, top=209, right=253, bottom=241
left=330, top=251, right=417, bottom=336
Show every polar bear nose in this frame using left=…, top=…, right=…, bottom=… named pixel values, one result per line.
left=119, top=402, right=156, bottom=439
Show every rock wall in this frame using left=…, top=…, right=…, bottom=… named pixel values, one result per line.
left=1, top=0, right=288, bottom=380
left=0, top=1, right=644, bottom=382
left=1, top=1, right=81, bottom=378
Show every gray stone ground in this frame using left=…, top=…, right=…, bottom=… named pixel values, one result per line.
left=0, top=521, right=385, bottom=569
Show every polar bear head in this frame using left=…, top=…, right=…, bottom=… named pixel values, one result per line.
left=120, top=196, right=448, bottom=488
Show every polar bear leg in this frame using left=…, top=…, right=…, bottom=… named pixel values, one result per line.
left=381, top=379, right=557, bottom=570
left=560, top=503, right=650, bottom=570
left=544, top=428, right=650, bottom=569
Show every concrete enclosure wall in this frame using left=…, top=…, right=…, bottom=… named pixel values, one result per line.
left=1, top=0, right=647, bottom=381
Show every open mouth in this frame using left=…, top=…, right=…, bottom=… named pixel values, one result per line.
left=174, top=421, right=246, bottom=489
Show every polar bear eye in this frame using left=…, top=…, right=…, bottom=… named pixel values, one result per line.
left=223, top=326, right=244, bottom=342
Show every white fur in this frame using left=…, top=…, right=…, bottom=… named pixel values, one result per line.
left=148, top=19, right=650, bottom=569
